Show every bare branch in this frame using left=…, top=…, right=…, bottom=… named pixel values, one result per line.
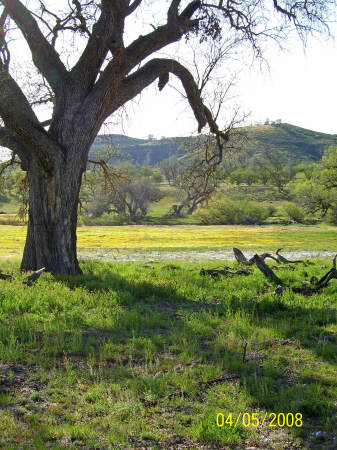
left=71, top=1, right=127, bottom=91
left=0, top=7, right=10, bottom=69
left=2, top=0, right=69, bottom=92
left=0, top=146, right=20, bottom=176
left=127, top=0, right=143, bottom=16
left=168, top=0, right=183, bottom=23
left=0, top=127, right=30, bottom=167
left=116, top=58, right=209, bottom=132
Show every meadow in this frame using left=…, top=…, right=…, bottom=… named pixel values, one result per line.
left=0, top=224, right=337, bottom=259
left=0, top=257, right=336, bottom=448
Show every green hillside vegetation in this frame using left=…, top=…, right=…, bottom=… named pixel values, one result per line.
left=240, top=123, right=337, bottom=164
left=2, top=124, right=337, bottom=226
left=89, top=123, right=337, bottom=167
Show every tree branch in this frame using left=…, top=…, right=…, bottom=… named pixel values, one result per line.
left=71, top=0, right=129, bottom=91
left=71, top=9, right=115, bottom=91
left=168, top=0, right=183, bottom=22
left=114, top=58, right=208, bottom=132
left=127, top=0, right=143, bottom=16
left=0, top=64, right=62, bottom=169
left=0, top=127, right=31, bottom=168
left=2, top=0, right=69, bottom=93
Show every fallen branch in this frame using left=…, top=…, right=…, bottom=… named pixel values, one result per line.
left=233, top=247, right=254, bottom=265
left=0, top=270, right=12, bottom=281
left=23, top=267, right=46, bottom=286
left=200, top=266, right=251, bottom=278
left=276, top=248, right=304, bottom=264
left=199, top=374, right=240, bottom=387
left=252, top=254, right=282, bottom=284
left=233, top=248, right=279, bottom=265
left=292, top=254, right=337, bottom=295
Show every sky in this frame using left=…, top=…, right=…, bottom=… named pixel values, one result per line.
left=115, top=35, right=337, bottom=139
left=2, top=1, right=337, bottom=142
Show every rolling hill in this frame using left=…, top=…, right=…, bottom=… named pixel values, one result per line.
left=1, top=123, right=336, bottom=166
left=89, top=123, right=337, bottom=167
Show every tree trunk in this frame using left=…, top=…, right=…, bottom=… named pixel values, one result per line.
left=20, top=149, right=85, bottom=275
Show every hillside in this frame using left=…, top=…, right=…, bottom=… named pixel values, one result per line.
left=239, top=123, right=337, bottom=164
left=1, top=123, right=336, bottom=166
left=89, top=123, right=337, bottom=166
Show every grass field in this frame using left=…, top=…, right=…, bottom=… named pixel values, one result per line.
left=0, top=258, right=336, bottom=448
left=0, top=224, right=337, bottom=259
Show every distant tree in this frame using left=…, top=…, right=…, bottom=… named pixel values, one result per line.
left=110, top=179, right=163, bottom=221
left=151, top=172, right=163, bottom=183
left=171, top=173, right=217, bottom=216
left=80, top=171, right=112, bottom=217
left=282, top=202, right=305, bottom=223
left=228, top=167, right=258, bottom=185
left=293, top=150, right=337, bottom=218
left=320, top=147, right=337, bottom=189
left=169, top=141, right=219, bottom=216
left=159, top=156, right=181, bottom=186
left=139, top=167, right=153, bottom=178
left=7, top=168, right=29, bottom=220
left=295, top=179, right=334, bottom=218
left=254, top=149, right=293, bottom=193
left=293, top=163, right=317, bottom=180
left=256, top=167, right=270, bottom=186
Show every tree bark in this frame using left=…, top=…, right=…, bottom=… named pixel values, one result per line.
left=20, top=148, right=85, bottom=275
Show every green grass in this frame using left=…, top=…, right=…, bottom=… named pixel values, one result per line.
left=0, top=259, right=336, bottom=448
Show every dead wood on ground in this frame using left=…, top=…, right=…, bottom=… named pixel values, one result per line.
left=200, top=266, right=251, bottom=278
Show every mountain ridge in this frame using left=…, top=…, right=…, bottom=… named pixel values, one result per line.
left=89, top=123, right=337, bottom=166
left=1, top=123, right=337, bottom=165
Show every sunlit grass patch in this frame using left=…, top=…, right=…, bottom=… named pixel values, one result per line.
left=0, top=259, right=336, bottom=447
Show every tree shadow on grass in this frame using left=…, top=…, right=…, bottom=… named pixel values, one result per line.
left=52, top=263, right=337, bottom=448
left=1, top=260, right=335, bottom=448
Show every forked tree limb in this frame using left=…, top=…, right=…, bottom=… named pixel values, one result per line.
left=292, top=254, right=337, bottom=295
left=252, top=254, right=282, bottom=284
left=233, top=248, right=279, bottom=265
left=276, top=248, right=304, bottom=264
left=233, top=247, right=254, bottom=265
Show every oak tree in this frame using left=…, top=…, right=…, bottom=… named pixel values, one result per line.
left=0, top=0, right=334, bottom=273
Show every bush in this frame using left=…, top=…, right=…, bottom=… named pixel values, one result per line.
left=282, top=202, right=305, bottom=223
left=79, top=212, right=130, bottom=226
left=326, top=206, right=337, bottom=225
left=265, top=203, right=277, bottom=217
left=198, top=196, right=271, bottom=225
left=151, top=173, right=163, bottom=183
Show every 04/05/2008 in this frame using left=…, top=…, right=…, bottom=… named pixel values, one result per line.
left=216, top=412, right=303, bottom=428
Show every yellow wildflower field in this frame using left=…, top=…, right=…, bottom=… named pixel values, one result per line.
left=0, top=224, right=336, bottom=258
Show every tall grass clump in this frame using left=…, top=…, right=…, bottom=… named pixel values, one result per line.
left=198, top=196, right=271, bottom=225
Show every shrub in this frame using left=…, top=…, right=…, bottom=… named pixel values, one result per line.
left=79, top=212, right=130, bottom=226
left=326, top=206, right=337, bottom=225
left=282, top=202, right=305, bottom=223
left=198, top=196, right=271, bottom=225
left=151, top=173, right=163, bottom=183
left=266, top=203, right=277, bottom=217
